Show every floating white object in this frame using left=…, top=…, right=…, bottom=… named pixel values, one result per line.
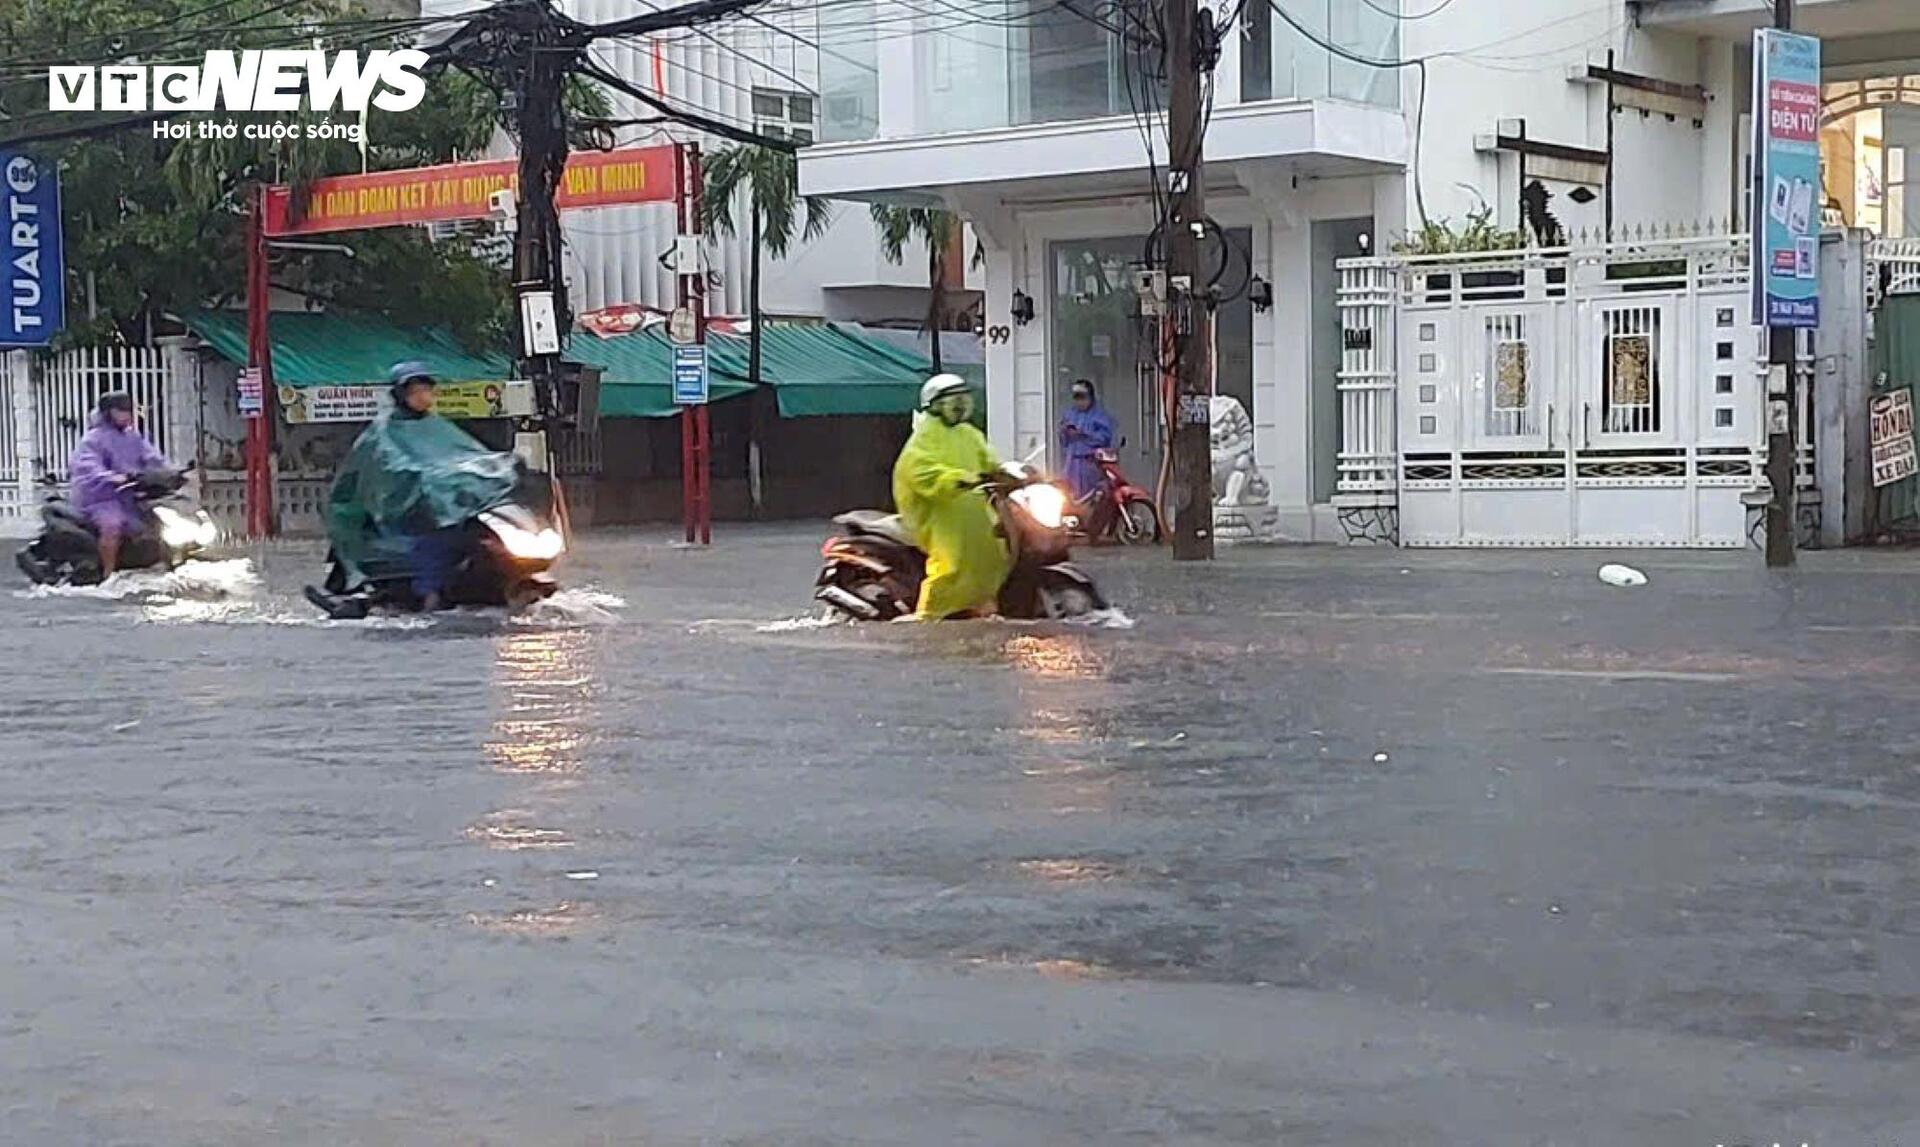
left=1597, top=564, right=1648, bottom=587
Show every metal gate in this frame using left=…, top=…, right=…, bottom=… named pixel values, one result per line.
left=1345, top=235, right=1775, bottom=547
left=1, top=345, right=190, bottom=537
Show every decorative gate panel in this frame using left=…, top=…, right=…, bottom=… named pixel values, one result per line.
left=1368, top=236, right=1766, bottom=548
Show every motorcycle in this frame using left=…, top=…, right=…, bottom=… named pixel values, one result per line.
left=1073, top=446, right=1162, bottom=546
left=302, top=471, right=567, bottom=619
left=815, top=462, right=1108, bottom=621
left=15, top=464, right=218, bottom=586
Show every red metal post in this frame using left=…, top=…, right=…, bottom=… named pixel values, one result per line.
left=674, top=142, right=711, bottom=545
left=689, top=143, right=709, bottom=545
left=244, top=187, right=276, bottom=538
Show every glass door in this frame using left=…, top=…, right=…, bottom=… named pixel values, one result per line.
left=1050, top=238, right=1159, bottom=487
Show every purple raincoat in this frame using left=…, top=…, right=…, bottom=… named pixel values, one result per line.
left=1058, top=401, right=1117, bottom=500
left=69, top=413, right=166, bottom=535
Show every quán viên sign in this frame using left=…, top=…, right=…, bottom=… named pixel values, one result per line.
left=279, top=381, right=519, bottom=423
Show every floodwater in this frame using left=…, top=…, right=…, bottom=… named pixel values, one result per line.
left=2, top=527, right=1918, bottom=1144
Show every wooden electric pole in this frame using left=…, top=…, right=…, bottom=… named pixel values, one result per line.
left=1165, top=0, right=1213, bottom=561
left=1763, top=0, right=1796, bottom=567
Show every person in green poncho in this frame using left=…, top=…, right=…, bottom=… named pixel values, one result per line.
left=891, top=374, right=1011, bottom=619
left=308, top=362, right=520, bottom=615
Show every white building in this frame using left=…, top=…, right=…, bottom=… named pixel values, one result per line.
left=421, top=0, right=959, bottom=325
left=798, top=0, right=1920, bottom=543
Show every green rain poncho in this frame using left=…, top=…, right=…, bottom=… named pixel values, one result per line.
left=324, top=410, right=520, bottom=588
left=891, top=414, right=1010, bottom=619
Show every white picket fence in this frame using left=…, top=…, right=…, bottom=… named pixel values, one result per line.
left=0, top=343, right=197, bottom=538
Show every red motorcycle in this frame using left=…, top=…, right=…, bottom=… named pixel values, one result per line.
left=1071, top=448, right=1163, bottom=545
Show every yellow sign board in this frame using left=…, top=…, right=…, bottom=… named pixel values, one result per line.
left=278, top=381, right=515, bottom=424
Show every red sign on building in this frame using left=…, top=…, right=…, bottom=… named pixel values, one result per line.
left=262, top=145, right=678, bottom=236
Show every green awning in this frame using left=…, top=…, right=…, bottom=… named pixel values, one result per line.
left=183, top=309, right=510, bottom=386
left=185, top=309, right=977, bottom=420
left=580, top=324, right=962, bottom=419
left=566, top=331, right=756, bottom=417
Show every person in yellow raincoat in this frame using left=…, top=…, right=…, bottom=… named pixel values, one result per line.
left=892, top=374, right=1012, bottom=619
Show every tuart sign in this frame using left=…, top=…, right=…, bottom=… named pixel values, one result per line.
left=1, top=152, right=65, bottom=348
left=278, top=380, right=524, bottom=423
left=1750, top=29, right=1822, bottom=329
left=1870, top=387, right=1917, bottom=487
left=261, top=145, right=678, bottom=236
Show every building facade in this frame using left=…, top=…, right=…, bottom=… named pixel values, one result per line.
left=421, top=0, right=966, bottom=326
left=798, top=0, right=1920, bottom=542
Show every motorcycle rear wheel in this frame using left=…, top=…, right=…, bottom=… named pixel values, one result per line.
left=1037, top=582, right=1098, bottom=619
left=1117, top=500, right=1160, bottom=545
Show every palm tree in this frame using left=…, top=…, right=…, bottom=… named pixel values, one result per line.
left=869, top=205, right=961, bottom=372
left=702, top=145, right=834, bottom=392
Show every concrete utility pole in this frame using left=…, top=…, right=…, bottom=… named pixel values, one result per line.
left=509, top=0, right=571, bottom=450
left=1165, top=0, right=1213, bottom=561
left=1763, top=0, right=1797, bottom=568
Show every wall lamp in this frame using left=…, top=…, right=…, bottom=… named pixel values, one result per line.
left=1010, top=288, right=1035, bottom=326
left=1249, top=275, right=1273, bottom=313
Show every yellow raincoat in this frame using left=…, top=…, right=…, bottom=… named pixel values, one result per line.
left=892, top=414, right=1010, bottom=618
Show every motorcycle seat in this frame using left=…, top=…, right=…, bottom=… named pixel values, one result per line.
left=41, top=500, right=91, bottom=529
left=833, top=510, right=917, bottom=548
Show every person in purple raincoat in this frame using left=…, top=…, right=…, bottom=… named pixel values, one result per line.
left=68, top=391, right=168, bottom=576
left=1057, top=378, right=1118, bottom=502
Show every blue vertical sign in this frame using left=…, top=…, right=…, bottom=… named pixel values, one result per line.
left=1750, top=29, right=1821, bottom=328
left=1, top=152, right=65, bottom=348
left=673, top=343, right=709, bottom=405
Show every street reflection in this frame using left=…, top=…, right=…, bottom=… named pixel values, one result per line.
left=468, top=901, right=599, bottom=937
left=1015, top=858, right=1123, bottom=884
left=1007, top=634, right=1117, bottom=815
left=468, top=627, right=604, bottom=934
left=485, top=627, right=599, bottom=779
left=1001, top=632, right=1108, bottom=680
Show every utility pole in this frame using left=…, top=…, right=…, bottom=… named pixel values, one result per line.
left=1763, top=0, right=1796, bottom=568
left=1165, top=0, right=1213, bottom=561
left=509, top=0, right=571, bottom=466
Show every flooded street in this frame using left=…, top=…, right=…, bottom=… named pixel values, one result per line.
left=4, top=528, right=1919, bottom=1144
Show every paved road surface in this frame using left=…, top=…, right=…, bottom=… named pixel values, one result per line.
left=3, top=530, right=1917, bottom=1144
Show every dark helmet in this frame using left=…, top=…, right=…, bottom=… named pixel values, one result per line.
left=97, top=390, right=135, bottom=417
left=389, top=360, right=436, bottom=401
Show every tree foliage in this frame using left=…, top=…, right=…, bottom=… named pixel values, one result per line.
left=0, top=0, right=514, bottom=347
left=701, top=144, right=832, bottom=260
left=869, top=204, right=960, bottom=371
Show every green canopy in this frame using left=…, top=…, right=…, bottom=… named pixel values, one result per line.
left=565, top=330, right=755, bottom=418
left=1873, top=293, right=1920, bottom=531
left=185, top=309, right=978, bottom=420
left=183, top=309, right=510, bottom=386
left=581, top=324, right=966, bottom=419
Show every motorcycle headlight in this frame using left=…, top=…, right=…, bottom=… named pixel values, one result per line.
left=483, top=513, right=566, bottom=561
left=1009, top=483, right=1067, bottom=530
left=154, top=505, right=202, bottom=549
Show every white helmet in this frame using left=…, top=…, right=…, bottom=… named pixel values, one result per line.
left=919, top=373, right=971, bottom=410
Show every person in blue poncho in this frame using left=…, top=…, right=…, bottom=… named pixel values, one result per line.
left=1057, top=379, right=1117, bottom=502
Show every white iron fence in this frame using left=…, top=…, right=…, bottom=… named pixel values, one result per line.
left=1868, top=238, right=1920, bottom=309
left=0, top=344, right=196, bottom=537
left=1337, top=234, right=1808, bottom=548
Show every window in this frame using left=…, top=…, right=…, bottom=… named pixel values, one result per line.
left=1484, top=314, right=1535, bottom=438
left=753, top=86, right=817, bottom=145
left=1601, top=307, right=1661, bottom=435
